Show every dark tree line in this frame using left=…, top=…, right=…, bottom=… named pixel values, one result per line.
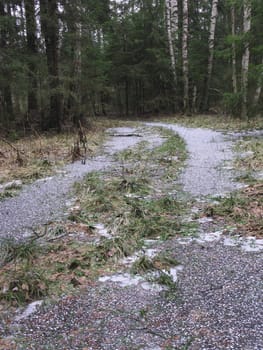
left=0, top=0, right=262, bottom=132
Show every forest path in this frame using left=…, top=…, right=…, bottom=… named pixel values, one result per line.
left=1, top=123, right=263, bottom=350
left=145, top=122, right=242, bottom=196
left=0, top=122, right=241, bottom=238
left=0, top=127, right=164, bottom=239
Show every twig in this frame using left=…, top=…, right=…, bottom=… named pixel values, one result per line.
left=0, top=137, right=21, bottom=153
left=0, top=150, right=7, bottom=158
left=0, top=137, right=25, bottom=166
left=47, top=233, right=68, bottom=242
left=108, top=133, right=142, bottom=137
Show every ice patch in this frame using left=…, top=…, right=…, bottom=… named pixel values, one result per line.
left=177, top=231, right=263, bottom=252
left=0, top=180, right=22, bottom=191
left=121, top=247, right=159, bottom=266
left=99, top=273, right=143, bottom=287
left=94, top=223, right=112, bottom=239
left=196, top=231, right=223, bottom=243
left=197, top=217, right=214, bottom=224
left=240, top=237, right=263, bottom=252
left=35, top=177, right=53, bottom=183
left=169, top=265, right=184, bottom=282
left=144, top=239, right=160, bottom=246
left=15, top=300, right=43, bottom=321
left=99, top=273, right=163, bottom=291
left=144, top=248, right=159, bottom=258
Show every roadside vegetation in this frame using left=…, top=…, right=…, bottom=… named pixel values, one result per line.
left=0, top=128, right=187, bottom=310
left=208, top=186, right=263, bottom=237
left=202, top=135, right=263, bottom=238
left=159, top=114, right=263, bottom=131
left=0, top=118, right=128, bottom=186
left=0, top=115, right=262, bottom=350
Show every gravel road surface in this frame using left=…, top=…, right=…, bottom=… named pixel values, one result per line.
left=0, top=127, right=163, bottom=238
left=0, top=123, right=262, bottom=350
left=146, top=122, right=242, bottom=196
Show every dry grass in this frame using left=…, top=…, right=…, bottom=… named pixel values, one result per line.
left=0, top=127, right=187, bottom=308
left=156, top=114, right=263, bottom=131
left=0, top=118, right=128, bottom=184
left=206, top=183, right=263, bottom=238
left=235, top=137, right=263, bottom=172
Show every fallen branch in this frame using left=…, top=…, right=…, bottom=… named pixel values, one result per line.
left=47, top=233, right=68, bottom=242
left=0, top=137, right=24, bottom=166
left=108, top=133, right=142, bottom=137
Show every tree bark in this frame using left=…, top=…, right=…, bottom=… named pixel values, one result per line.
left=0, top=1, right=13, bottom=120
left=25, top=0, right=38, bottom=120
left=203, top=0, right=219, bottom=111
left=241, top=0, right=251, bottom=119
left=254, top=58, right=263, bottom=106
left=182, top=0, right=189, bottom=114
left=165, top=0, right=178, bottom=83
left=63, top=0, right=82, bottom=125
left=40, top=0, right=61, bottom=131
left=231, top=4, right=238, bottom=94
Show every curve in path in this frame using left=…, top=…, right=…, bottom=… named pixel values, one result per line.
left=146, top=122, right=241, bottom=196
left=0, top=123, right=241, bottom=238
left=0, top=127, right=163, bottom=239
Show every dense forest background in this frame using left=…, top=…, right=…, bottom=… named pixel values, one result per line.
left=0, top=0, right=262, bottom=132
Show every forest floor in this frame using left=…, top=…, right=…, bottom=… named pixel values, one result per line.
left=0, top=115, right=262, bottom=350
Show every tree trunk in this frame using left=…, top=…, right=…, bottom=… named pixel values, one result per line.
left=241, top=0, right=251, bottom=119
left=165, top=0, right=177, bottom=83
left=25, top=0, right=38, bottom=121
left=254, top=58, right=263, bottom=106
left=0, top=1, right=13, bottom=120
left=182, top=0, right=189, bottom=114
left=63, top=0, right=82, bottom=125
left=203, top=0, right=219, bottom=111
left=231, top=4, right=238, bottom=94
left=40, top=0, right=61, bottom=131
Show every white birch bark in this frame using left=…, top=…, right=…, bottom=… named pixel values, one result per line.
left=165, top=0, right=178, bottom=83
left=241, top=0, right=251, bottom=119
left=170, top=0, right=179, bottom=40
left=182, top=0, right=189, bottom=113
left=231, top=4, right=238, bottom=94
left=166, top=0, right=176, bottom=80
left=203, top=0, right=219, bottom=110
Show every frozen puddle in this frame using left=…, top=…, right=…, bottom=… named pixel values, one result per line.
left=178, top=231, right=263, bottom=252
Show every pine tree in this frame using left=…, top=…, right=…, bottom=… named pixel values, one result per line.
left=40, top=0, right=61, bottom=130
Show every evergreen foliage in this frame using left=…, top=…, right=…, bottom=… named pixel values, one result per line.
left=0, top=0, right=262, bottom=131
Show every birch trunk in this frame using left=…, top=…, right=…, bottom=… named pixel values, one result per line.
left=182, top=0, right=189, bottom=113
left=203, top=0, right=219, bottom=111
left=166, top=0, right=176, bottom=80
left=241, top=0, right=251, bottom=119
left=231, top=4, right=238, bottom=94
left=165, top=0, right=178, bottom=83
